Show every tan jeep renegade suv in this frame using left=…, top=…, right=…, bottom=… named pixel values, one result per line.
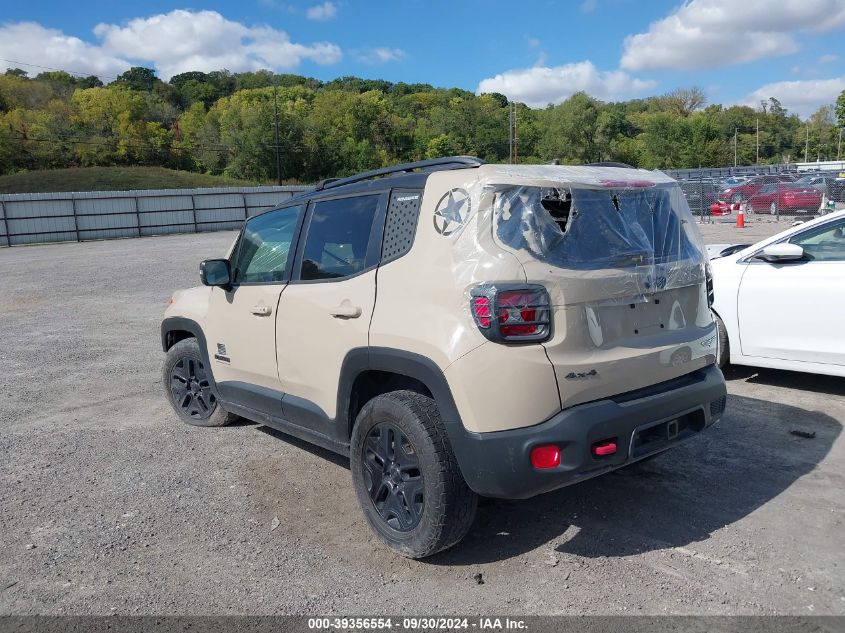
left=161, top=156, right=727, bottom=558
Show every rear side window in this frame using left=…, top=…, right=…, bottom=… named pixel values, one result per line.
left=299, top=195, right=380, bottom=280
left=382, top=190, right=421, bottom=263
left=233, top=205, right=304, bottom=284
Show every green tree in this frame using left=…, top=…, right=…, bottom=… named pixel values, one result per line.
left=115, top=67, right=157, bottom=92
left=538, top=92, right=600, bottom=163
left=835, top=90, right=845, bottom=128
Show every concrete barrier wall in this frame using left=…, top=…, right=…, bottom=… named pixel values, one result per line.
left=0, top=185, right=311, bottom=247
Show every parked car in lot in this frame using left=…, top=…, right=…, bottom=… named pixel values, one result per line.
left=747, top=184, right=822, bottom=214
left=719, top=176, right=748, bottom=188
left=161, top=157, right=727, bottom=558
left=794, top=173, right=841, bottom=198
left=721, top=174, right=795, bottom=203
left=709, top=209, right=845, bottom=376
left=679, top=180, right=721, bottom=215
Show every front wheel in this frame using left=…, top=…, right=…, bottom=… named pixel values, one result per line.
left=714, top=313, right=729, bottom=368
left=162, top=338, right=236, bottom=427
left=350, top=391, right=478, bottom=558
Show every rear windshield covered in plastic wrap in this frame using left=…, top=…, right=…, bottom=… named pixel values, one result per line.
left=495, top=183, right=701, bottom=272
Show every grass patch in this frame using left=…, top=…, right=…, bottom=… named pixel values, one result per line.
left=0, top=167, right=261, bottom=194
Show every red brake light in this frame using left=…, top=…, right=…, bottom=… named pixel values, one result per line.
left=599, top=179, right=655, bottom=188
left=470, top=284, right=551, bottom=343
left=498, top=291, right=540, bottom=337
left=530, top=445, right=561, bottom=469
left=471, top=296, right=491, bottom=328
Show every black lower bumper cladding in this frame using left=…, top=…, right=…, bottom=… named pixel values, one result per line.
left=447, top=364, right=727, bottom=499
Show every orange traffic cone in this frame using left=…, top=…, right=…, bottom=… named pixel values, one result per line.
left=735, top=203, right=746, bottom=228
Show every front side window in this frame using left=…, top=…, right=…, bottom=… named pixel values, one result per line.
left=789, top=219, right=845, bottom=262
left=299, top=195, right=380, bottom=280
left=233, top=205, right=304, bottom=283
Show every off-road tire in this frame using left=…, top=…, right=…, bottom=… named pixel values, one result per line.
left=714, top=313, right=729, bottom=368
left=350, top=390, right=478, bottom=559
left=162, top=338, right=235, bottom=427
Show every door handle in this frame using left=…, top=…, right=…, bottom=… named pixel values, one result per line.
left=329, top=303, right=362, bottom=319
left=251, top=304, right=272, bottom=316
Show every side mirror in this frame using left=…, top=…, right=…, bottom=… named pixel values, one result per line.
left=200, top=259, right=232, bottom=287
left=757, top=243, right=804, bottom=263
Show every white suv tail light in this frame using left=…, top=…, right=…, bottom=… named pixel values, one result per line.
left=470, top=284, right=551, bottom=343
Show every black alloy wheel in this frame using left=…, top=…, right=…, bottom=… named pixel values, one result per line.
left=361, top=422, right=424, bottom=531
left=169, top=357, right=216, bottom=420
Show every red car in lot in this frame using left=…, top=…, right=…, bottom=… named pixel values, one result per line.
left=747, top=184, right=821, bottom=214
left=720, top=174, right=795, bottom=202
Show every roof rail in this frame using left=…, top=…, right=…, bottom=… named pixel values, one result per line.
left=314, top=156, right=485, bottom=191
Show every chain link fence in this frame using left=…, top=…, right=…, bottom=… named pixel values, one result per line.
left=675, top=169, right=845, bottom=224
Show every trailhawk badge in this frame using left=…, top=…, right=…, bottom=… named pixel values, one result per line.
left=433, top=188, right=470, bottom=236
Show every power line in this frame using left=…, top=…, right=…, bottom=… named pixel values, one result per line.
left=0, top=58, right=120, bottom=81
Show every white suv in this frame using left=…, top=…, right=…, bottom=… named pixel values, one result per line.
left=162, top=157, right=727, bottom=558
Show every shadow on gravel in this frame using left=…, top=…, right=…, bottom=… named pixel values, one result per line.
left=256, top=425, right=351, bottom=469
left=724, top=365, right=845, bottom=397
left=429, top=392, right=840, bottom=565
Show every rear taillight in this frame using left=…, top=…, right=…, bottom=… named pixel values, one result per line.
left=470, top=284, right=551, bottom=343
left=705, top=264, right=714, bottom=308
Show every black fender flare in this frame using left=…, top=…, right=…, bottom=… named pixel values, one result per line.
left=337, top=347, right=462, bottom=432
left=338, top=347, right=487, bottom=490
left=160, top=317, right=217, bottom=390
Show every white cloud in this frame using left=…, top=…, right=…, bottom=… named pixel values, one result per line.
left=0, top=22, right=131, bottom=79
left=580, top=0, right=598, bottom=13
left=0, top=11, right=342, bottom=82
left=621, top=0, right=845, bottom=71
left=357, top=47, right=406, bottom=65
left=93, top=10, right=341, bottom=78
left=306, top=2, right=338, bottom=21
left=477, top=61, right=656, bottom=108
left=741, top=77, right=845, bottom=117
left=819, top=53, right=839, bottom=63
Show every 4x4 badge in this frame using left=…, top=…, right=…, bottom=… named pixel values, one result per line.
left=433, top=188, right=470, bottom=236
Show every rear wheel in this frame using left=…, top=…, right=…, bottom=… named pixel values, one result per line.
left=162, top=338, right=235, bottom=427
left=351, top=390, right=477, bottom=558
left=714, top=313, right=729, bottom=368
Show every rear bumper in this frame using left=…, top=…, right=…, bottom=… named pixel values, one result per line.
left=446, top=364, right=726, bottom=499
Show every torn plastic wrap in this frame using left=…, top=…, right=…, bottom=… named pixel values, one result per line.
left=450, top=165, right=709, bottom=308
left=444, top=165, right=716, bottom=392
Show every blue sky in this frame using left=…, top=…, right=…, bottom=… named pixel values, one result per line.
left=2, top=0, right=845, bottom=117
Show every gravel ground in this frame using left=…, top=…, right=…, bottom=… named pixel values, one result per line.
left=1, top=227, right=843, bottom=615
left=696, top=215, right=803, bottom=245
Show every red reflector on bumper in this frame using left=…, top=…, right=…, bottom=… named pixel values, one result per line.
left=592, top=441, right=617, bottom=456
left=530, top=445, right=561, bottom=469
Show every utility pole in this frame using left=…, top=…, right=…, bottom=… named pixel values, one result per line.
left=805, top=125, right=809, bottom=163
left=732, top=128, right=736, bottom=167
left=838, top=127, right=842, bottom=161
left=273, top=83, right=283, bottom=186
left=513, top=103, right=518, bottom=164
left=755, top=118, right=759, bottom=164
left=508, top=102, right=513, bottom=164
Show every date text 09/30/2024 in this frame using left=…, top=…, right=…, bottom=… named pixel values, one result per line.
left=307, top=617, right=528, bottom=630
